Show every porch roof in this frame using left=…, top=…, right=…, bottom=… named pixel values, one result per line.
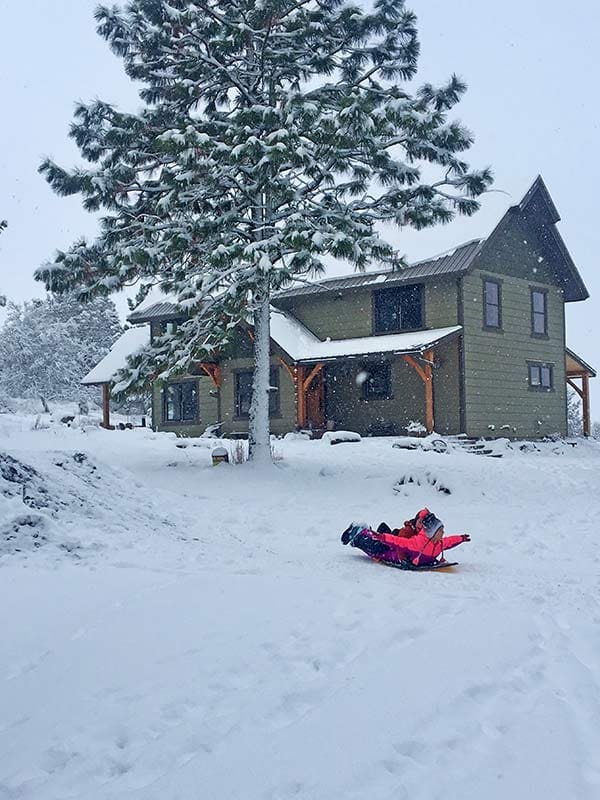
left=270, top=310, right=462, bottom=363
left=82, top=326, right=150, bottom=386
left=566, top=347, right=596, bottom=378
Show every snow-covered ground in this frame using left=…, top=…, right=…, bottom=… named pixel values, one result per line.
left=2, top=415, right=600, bottom=800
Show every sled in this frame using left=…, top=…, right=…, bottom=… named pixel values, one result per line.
left=378, top=559, right=458, bottom=572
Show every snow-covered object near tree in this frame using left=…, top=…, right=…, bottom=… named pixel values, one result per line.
left=322, top=430, right=362, bottom=445
left=36, top=0, right=492, bottom=462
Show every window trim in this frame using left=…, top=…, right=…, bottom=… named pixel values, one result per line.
left=372, top=284, right=425, bottom=336
left=234, top=367, right=281, bottom=419
left=530, top=287, right=549, bottom=338
left=482, top=277, right=503, bottom=332
left=162, top=379, right=200, bottom=424
left=361, top=362, right=393, bottom=401
left=527, top=361, right=554, bottom=392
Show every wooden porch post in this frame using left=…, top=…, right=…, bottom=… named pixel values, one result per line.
left=297, top=366, right=307, bottom=428
left=102, top=383, right=111, bottom=429
left=582, top=373, right=591, bottom=437
left=296, top=363, right=325, bottom=429
left=403, top=350, right=435, bottom=433
left=567, top=373, right=592, bottom=437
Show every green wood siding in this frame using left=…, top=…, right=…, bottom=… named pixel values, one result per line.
left=276, top=277, right=459, bottom=340
left=281, top=291, right=372, bottom=339
left=218, top=357, right=296, bottom=437
left=152, top=375, right=219, bottom=437
left=432, top=339, right=461, bottom=434
left=425, top=277, right=459, bottom=328
left=462, top=269, right=566, bottom=439
left=325, top=357, right=424, bottom=436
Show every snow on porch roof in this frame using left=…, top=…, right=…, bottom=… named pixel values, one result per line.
left=270, top=309, right=462, bottom=362
left=82, top=326, right=150, bottom=386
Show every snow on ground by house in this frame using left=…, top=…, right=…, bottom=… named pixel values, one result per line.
left=2, top=414, right=600, bottom=799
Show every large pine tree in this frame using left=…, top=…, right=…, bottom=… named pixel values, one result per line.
left=37, top=0, right=492, bottom=462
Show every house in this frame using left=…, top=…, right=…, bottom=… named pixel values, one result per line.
left=84, top=177, right=595, bottom=439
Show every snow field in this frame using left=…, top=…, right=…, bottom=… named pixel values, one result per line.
left=1, top=418, right=600, bottom=799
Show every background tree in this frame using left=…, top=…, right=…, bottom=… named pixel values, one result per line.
left=36, top=0, right=492, bottom=461
left=0, top=294, right=121, bottom=403
left=567, top=386, right=583, bottom=437
left=1, top=220, right=7, bottom=307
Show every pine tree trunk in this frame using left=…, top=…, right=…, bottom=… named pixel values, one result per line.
left=248, top=289, right=272, bottom=463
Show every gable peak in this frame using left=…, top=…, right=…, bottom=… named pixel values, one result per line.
left=513, top=175, right=561, bottom=224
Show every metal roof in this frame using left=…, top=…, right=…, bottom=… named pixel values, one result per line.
left=128, top=300, right=183, bottom=323
left=566, top=347, right=596, bottom=378
left=274, top=239, right=484, bottom=300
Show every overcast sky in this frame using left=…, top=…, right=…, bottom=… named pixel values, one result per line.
left=1, top=0, right=599, bottom=409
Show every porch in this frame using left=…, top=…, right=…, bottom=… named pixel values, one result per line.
left=277, top=326, right=463, bottom=437
left=566, top=348, right=596, bottom=437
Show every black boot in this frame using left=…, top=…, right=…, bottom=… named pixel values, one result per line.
left=377, top=522, right=392, bottom=534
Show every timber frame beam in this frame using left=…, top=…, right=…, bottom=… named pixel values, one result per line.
left=296, top=362, right=325, bottom=428
left=567, top=371, right=592, bottom=437
left=403, top=348, right=435, bottom=433
left=197, top=363, right=222, bottom=389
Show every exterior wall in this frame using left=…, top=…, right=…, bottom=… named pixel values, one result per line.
left=324, top=356, right=425, bottom=436
left=152, top=374, right=219, bottom=437
left=276, top=276, right=460, bottom=339
left=461, top=268, right=566, bottom=439
left=432, top=338, right=461, bottom=435
left=218, top=356, right=297, bottom=437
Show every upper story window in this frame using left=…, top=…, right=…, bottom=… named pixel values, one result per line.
left=528, top=362, right=554, bottom=391
left=163, top=381, right=198, bottom=423
left=235, top=368, right=280, bottom=418
left=373, top=285, right=424, bottom=334
left=362, top=362, right=392, bottom=400
left=483, top=279, right=502, bottom=330
left=531, top=289, right=548, bottom=336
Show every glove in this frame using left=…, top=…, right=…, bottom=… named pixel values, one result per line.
left=462, top=534, right=471, bottom=542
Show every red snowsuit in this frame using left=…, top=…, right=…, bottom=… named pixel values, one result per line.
left=371, top=529, right=467, bottom=567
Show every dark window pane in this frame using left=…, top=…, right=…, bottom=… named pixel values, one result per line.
left=541, top=366, right=552, bottom=388
left=485, top=305, right=500, bottom=328
left=374, top=286, right=423, bottom=333
left=166, top=385, right=181, bottom=421
left=529, top=365, right=541, bottom=386
left=363, top=363, right=391, bottom=399
left=531, top=291, right=547, bottom=334
left=236, top=372, right=253, bottom=417
left=236, top=369, right=280, bottom=417
left=485, top=281, right=499, bottom=305
left=533, top=312, right=546, bottom=334
left=532, top=291, right=545, bottom=313
left=268, top=368, right=280, bottom=416
left=181, top=382, right=198, bottom=420
left=164, top=382, right=198, bottom=422
left=484, top=281, right=501, bottom=328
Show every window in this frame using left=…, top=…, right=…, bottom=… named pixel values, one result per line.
left=362, top=363, right=392, bottom=400
left=528, top=363, right=553, bottom=391
left=235, top=368, right=280, bottom=417
left=163, top=381, right=198, bottom=422
left=531, top=289, right=548, bottom=336
left=483, top=279, right=502, bottom=329
left=373, top=285, right=423, bottom=334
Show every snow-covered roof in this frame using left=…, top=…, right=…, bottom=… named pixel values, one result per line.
left=270, top=309, right=461, bottom=362
left=82, top=326, right=150, bottom=385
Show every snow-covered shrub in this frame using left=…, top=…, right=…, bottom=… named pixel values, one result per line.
left=406, top=421, right=427, bottom=436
